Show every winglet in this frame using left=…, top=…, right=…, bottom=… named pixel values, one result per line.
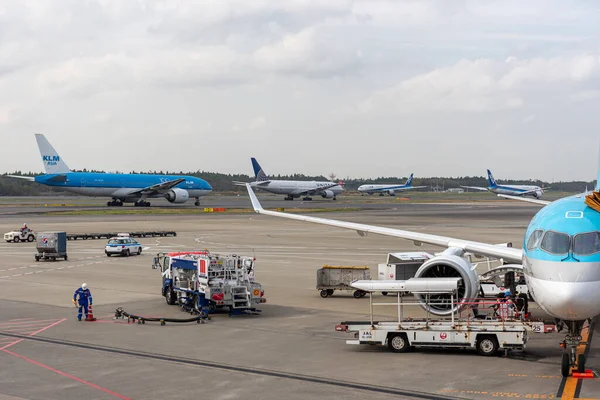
left=246, top=183, right=264, bottom=213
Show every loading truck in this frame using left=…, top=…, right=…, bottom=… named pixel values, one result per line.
left=153, top=251, right=266, bottom=315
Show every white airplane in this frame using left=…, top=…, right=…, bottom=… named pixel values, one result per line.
left=462, top=169, right=545, bottom=199
left=358, top=174, right=426, bottom=196
left=236, top=158, right=344, bottom=201
left=245, top=178, right=600, bottom=377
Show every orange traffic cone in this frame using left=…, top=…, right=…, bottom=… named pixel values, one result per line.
left=85, top=305, right=97, bottom=321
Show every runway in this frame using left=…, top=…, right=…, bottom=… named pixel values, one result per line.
left=0, top=203, right=597, bottom=399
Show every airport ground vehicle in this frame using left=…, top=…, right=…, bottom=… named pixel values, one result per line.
left=335, top=278, right=555, bottom=356
left=35, top=232, right=68, bottom=261
left=316, top=265, right=370, bottom=298
left=153, top=251, right=266, bottom=315
left=105, top=235, right=143, bottom=257
left=4, top=228, right=36, bottom=243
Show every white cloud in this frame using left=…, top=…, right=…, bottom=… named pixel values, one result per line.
left=248, top=116, right=267, bottom=130
left=253, top=27, right=361, bottom=77
left=358, top=53, right=600, bottom=114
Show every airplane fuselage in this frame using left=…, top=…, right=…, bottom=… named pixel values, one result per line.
left=522, top=194, right=600, bottom=321
left=358, top=184, right=412, bottom=195
left=34, top=172, right=212, bottom=201
left=490, top=184, right=543, bottom=198
left=250, top=180, right=343, bottom=197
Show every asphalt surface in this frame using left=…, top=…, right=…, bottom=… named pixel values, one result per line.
left=0, top=203, right=597, bottom=400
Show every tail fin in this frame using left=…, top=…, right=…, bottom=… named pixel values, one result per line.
left=251, top=157, right=269, bottom=182
left=487, top=169, right=498, bottom=188
left=35, top=134, right=70, bottom=174
left=405, top=173, right=414, bottom=187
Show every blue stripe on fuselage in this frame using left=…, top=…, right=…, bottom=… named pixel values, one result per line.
left=34, top=173, right=212, bottom=191
left=365, top=185, right=410, bottom=191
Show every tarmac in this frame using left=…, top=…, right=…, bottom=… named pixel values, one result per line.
left=0, top=197, right=598, bottom=400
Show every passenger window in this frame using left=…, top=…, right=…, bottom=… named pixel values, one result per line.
left=573, top=232, right=600, bottom=255
left=526, top=229, right=544, bottom=250
left=540, top=231, right=571, bottom=255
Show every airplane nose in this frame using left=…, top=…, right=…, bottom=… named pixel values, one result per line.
left=528, top=276, right=600, bottom=320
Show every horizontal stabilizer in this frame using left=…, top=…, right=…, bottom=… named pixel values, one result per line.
left=6, top=175, right=35, bottom=181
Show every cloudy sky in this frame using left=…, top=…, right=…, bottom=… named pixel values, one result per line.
left=1, top=0, right=600, bottom=182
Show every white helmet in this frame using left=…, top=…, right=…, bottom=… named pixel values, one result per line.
left=23, top=223, right=27, bottom=227
left=81, top=283, right=87, bottom=290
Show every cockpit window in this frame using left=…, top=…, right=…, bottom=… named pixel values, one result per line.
left=540, top=231, right=571, bottom=255
left=526, top=229, right=544, bottom=250
left=573, top=232, right=600, bottom=255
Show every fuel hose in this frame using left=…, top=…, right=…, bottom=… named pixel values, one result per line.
left=114, top=307, right=210, bottom=326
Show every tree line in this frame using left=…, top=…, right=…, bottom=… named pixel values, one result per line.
left=0, top=170, right=595, bottom=196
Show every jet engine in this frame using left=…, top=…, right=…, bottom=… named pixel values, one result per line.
left=321, top=190, right=335, bottom=199
left=533, top=190, right=543, bottom=199
left=413, top=250, right=479, bottom=316
left=387, top=190, right=395, bottom=196
left=165, top=188, right=190, bottom=204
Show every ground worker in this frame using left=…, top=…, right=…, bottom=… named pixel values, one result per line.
left=21, top=223, right=28, bottom=233
left=72, top=283, right=93, bottom=321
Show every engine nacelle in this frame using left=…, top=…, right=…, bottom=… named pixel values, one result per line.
left=533, top=190, right=543, bottom=199
left=387, top=190, right=395, bottom=196
left=165, top=188, right=190, bottom=204
left=414, top=253, right=479, bottom=316
left=321, top=190, right=335, bottom=199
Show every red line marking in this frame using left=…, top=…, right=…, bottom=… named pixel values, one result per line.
left=0, top=318, right=66, bottom=327
left=0, top=318, right=66, bottom=351
left=2, top=349, right=131, bottom=400
left=0, top=322, right=66, bottom=332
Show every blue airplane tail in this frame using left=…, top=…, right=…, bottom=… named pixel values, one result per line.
left=487, top=169, right=498, bottom=188
left=405, top=173, right=414, bottom=187
left=251, top=158, right=269, bottom=182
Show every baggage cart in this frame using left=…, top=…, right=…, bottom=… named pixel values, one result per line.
left=316, top=265, right=370, bottom=298
left=35, top=232, right=68, bottom=261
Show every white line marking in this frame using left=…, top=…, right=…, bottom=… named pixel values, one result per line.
left=24, top=272, right=33, bottom=275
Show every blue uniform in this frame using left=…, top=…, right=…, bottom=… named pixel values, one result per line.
left=73, top=288, right=93, bottom=321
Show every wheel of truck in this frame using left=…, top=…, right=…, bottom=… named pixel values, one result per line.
left=125, top=249, right=130, bottom=257
left=561, top=353, right=571, bottom=377
left=353, top=290, right=362, bottom=299
left=476, top=335, right=499, bottom=356
left=137, top=247, right=142, bottom=255
left=387, top=333, right=410, bottom=353
left=35, top=255, right=39, bottom=262
left=165, top=288, right=176, bottom=305
left=64, top=255, right=68, bottom=261
left=13, top=237, right=19, bottom=243
left=359, top=291, right=366, bottom=297
left=326, top=289, right=334, bottom=296
left=27, top=235, right=34, bottom=242
left=320, top=290, right=329, bottom=298
left=382, top=292, right=388, bottom=296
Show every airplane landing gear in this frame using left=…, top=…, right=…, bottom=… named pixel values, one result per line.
left=333, top=196, right=337, bottom=201
left=284, top=196, right=294, bottom=201
left=559, top=320, right=586, bottom=377
left=194, top=198, right=200, bottom=206
left=302, top=197, right=313, bottom=201
left=107, top=199, right=123, bottom=207
left=134, top=201, right=151, bottom=207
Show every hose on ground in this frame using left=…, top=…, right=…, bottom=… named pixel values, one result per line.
left=114, top=307, right=210, bottom=325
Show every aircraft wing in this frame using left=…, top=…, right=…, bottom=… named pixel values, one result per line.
left=246, top=184, right=522, bottom=263
left=497, top=194, right=550, bottom=206
left=460, top=186, right=488, bottom=191
left=125, top=178, right=186, bottom=196
left=233, top=180, right=270, bottom=186
left=290, top=182, right=340, bottom=196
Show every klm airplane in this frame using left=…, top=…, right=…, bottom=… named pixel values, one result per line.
left=461, top=169, right=545, bottom=199
left=357, top=174, right=426, bottom=196
left=8, top=134, right=212, bottom=207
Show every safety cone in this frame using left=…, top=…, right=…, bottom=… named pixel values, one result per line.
left=85, top=305, right=97, bottom=322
